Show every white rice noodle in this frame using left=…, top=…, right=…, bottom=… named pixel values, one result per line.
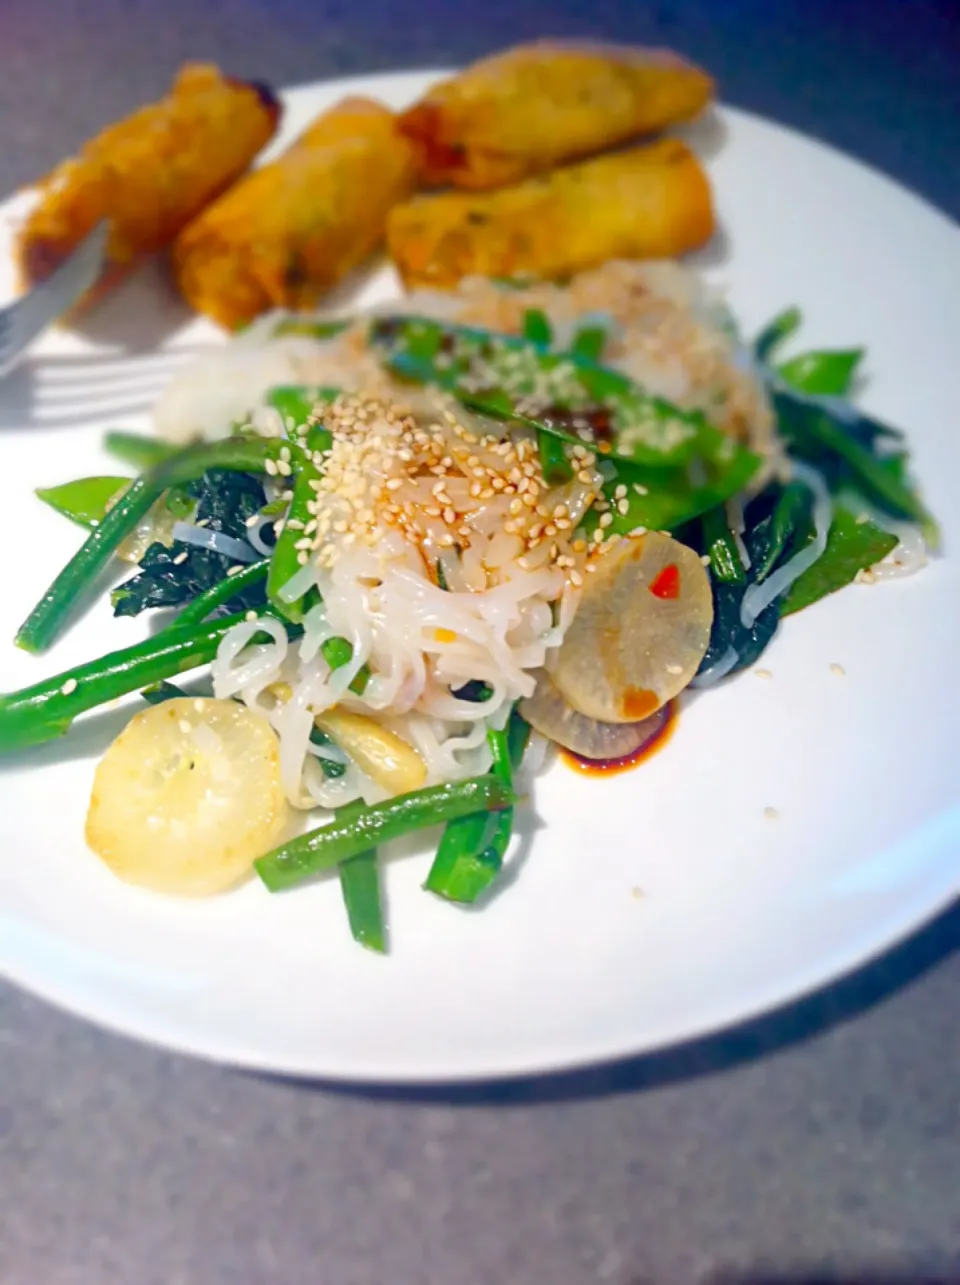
left=211, top=617, right=289, bottom=701
left=740, top=460, right=832, bottom=628
left=171, top=522, right=259, bottom=563
left=245, top=513, right=278, bottom=558
left=217, top=531, right=572, bottom=806
left=690, top=645, right=740, bottom=689
left=868, top=521, right=929, bottom=581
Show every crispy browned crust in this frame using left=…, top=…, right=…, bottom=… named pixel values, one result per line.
left=16, top=63, right=281, bottom=311
left=172, top=97, right=419, bottom=330
left=399, top=39, right=714, bottom=189
left=387, top=138, right=715, bottom=288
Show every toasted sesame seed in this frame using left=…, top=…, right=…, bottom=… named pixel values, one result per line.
left=245, top=610, right=258, bottom=622
left=599, top=513, right=614, bottom=529
left=764, top=806, right=779, bottom=820
left=700, top=553, right=712, bottom=565
left=264, top=458, right=278, bottom=476
left=830, top=663, right=846, bottom=676
left=60, top=677, right=78, bottom=696
left=755, top=668, right=773, bottom=679
left=227, top=564, right=247, bottom=576
left=172, top=551, right=189, bottom=566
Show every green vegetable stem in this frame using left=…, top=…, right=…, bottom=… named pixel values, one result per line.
left=255, top=776, right=517, bottom=892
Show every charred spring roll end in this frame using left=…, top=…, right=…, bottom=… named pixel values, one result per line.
left=15, top=64, right=281, bottom=311
left=387, top=138, right=715, bottom=290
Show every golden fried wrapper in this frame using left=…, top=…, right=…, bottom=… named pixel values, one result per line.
left=400, top=40, right=714, bottom=189
left=16, top=64, right=281, bottom=311
left=172, top=97, right=419, bottom=330
left=387, top=139, right=715, bottom=289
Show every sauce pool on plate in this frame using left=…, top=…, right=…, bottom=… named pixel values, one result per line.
left=560, top=700, right=678, bottom=777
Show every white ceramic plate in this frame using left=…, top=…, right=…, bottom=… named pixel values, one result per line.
left=0, top=70, right=958, bottom=1082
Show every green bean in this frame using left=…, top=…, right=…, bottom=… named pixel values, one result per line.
left=569, top=323, right=608, bottom=363
left=425, top=711, right=529, bottom=904
left=0, top=611, right=261, bottom=751
left=537, top=430, right=573, bottom=485
left=267, top=460, right=320, bottom=623
left=255, top=776, right=516, bottom=892
left=103, top=430, right=177, bottom=471
left=522, top=308, right=553, bottom=347
left=175, top=559, right=269, bottom=628
left=35, top=476, right=131, bottom=529
left=754, top=307, right=802, bottom=362
left=321, top=636, right=370, bottom=696
left=777, top=349, right=863, bottom=397
left=16, top=437, right=294, bottom=654
left=338, top=848, right=386, bottom=953
left=701, top=505, right=746, bottom=584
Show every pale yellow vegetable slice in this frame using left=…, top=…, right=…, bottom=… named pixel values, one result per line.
left=314, top=708, right=426, bottom=796
left=551, top=531, right=713, bottom=722
left=86, top=697, right=288, bottom=896
left=521, top=670, right=668, bottom=759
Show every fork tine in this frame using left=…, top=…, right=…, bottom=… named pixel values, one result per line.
left=33, top=371, right=176, bottom=405
left=0, top=221, right=110, bottom=374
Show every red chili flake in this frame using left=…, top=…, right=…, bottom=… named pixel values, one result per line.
left=649, top=563, right=680, bottom=600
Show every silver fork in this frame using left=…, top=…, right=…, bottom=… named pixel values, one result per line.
left=0, top=220, right=110, bottom=379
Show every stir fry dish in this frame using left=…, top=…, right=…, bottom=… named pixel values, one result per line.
left=2, top=259, right=936, bottom=952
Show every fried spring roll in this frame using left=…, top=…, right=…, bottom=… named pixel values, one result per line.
left=387, top=139, right=714, bottom=289
left=16, top=64, right=281, bottom=311
left=172, top=97, right=419, bottom=330
left=400, top=40, right=714, bottom=190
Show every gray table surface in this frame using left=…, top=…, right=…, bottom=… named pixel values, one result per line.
left=1, top=2, right=959, bottom=1282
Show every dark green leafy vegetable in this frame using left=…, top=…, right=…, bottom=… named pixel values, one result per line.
left=752, top=482, right=811, bottom=583
left=17, top=436, right=297, bottom=654
left=337, top=847, right=386, bottom=953
left=174, top=559, right=268, bottom=628
left=140, top=680, right=189, bottom=705
left=773, top=391, right=938, bottom=548
left=113, top=469, right=266, bottom=618
left=36, top=476, right=130, bottom=529
left=451, top=679, right=493, bottom=703
left=104, top=430, right=177, bottom=471
left=308, top=723, right=348, bottom=779
left=754, top=307, right=802, bottom=362
left=0, top=611, right=271, bottom=750
left=780, top=507, right=898, bottom=616
left=701, top=504, right=745, bottom=585
left=778, top=349, right=863, bottom=397
left=255, top=775, right=517, bottom=892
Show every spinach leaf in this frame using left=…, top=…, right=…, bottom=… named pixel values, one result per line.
left=112, top=469, right=267, bottom=618
left=780, top=507, right=898, bottom=616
